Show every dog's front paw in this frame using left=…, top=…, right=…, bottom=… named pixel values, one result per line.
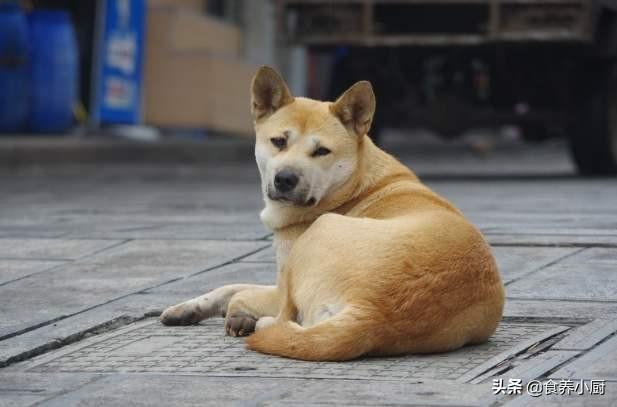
left=225, top=313, right=257, bottom=337
left=160, top=303, right=202, bottom=326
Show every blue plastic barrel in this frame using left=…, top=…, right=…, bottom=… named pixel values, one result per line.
left=29, top=10, right=78, bottom=133
left=0, top=2, right=29, bottom=133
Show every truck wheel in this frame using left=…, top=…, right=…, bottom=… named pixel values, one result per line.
left=569, top=61, right=617, bottom=175
left=521, top=123, right=551, bottom=143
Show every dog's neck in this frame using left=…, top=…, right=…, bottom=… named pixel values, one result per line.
left=259, top=136, right=415, bottom=231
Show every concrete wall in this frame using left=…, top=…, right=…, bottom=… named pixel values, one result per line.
left=241, top=0, right=307, bottom=96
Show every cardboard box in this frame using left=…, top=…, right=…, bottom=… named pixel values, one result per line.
left=145, top=56, right=255, bottom=133
left=148, top=0, right=204, bottom=11
left=170, top=10, right=242, bottom=55
left=144, top=8, right=255, bottom=135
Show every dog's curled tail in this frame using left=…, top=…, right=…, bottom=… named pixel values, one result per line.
left=245, top=308, right=376, bottom=361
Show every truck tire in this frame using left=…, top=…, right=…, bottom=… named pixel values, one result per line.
left=521, top=123, right=551, bottom=143
left=569, top=61, right=617, bottom=175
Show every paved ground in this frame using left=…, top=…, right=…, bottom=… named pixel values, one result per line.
left=0, top=135, right=616, bottom=406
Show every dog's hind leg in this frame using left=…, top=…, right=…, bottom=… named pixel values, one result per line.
left=160, top=284, right=274, bottom=326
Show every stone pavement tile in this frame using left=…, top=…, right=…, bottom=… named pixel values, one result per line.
left=0, top=372, right=99, bottom=407
left=14, top=318, right=566, bottom=386
left=486, top=234, right=617, bottom=246
left=0, top=212, right=268, bottom=241
left=504, top=300, right=617, bottom=320
left=240, top=245, right=276, bottom=263
left=486, top=228, right=617, bottom=237
left=27, top=375, right=491, bottom=407
left=58, top=212, right=269, bottom=240
left=0, top=240, right=267, bottom=339
left=561, top=248, right=617, bottom=265
left=67, top=221, right=270, bottom=241
left=551, top=334, right=617, bottom=381
left=148, top=261, right=275, bottom=297
left=0, top=238, right=123, bottom=260
left=31, top=375, right=288, bottom=407
left=506, top=262, right=617, bottom=302
left=470, top=350, right=580, bottom=385
left=0, top=223, right=69, bottom=238
left=0, top=259, right=65, bottom=285
left=428, top=179, right=617, bottom=217
left=0, top=261, right=274, bottom=366
left=553, top=319, right=617, bottom=351
left=468, top=213, right=617, bottom=233
left=491, top=247, right=578, bottom=284
left=266, top=378, right=493, bottom=407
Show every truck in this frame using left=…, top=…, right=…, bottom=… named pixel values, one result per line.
left=276, top=0, right=617, bottom=174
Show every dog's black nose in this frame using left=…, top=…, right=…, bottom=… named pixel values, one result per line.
left=274, top=170, right=299, bottom=193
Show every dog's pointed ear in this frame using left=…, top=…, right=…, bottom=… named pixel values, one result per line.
left=251, top=66, right=294, bottom=121
left=330, top=81, right=375, bottom=137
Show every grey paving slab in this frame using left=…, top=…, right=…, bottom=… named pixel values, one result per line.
left=0, top=372, right=99, bottom=407
left=0, top=238, right=123, bottom=260
left=0, top=262, right=275, bottom=367
left=472, top=350, right=580, bottom=385
left=504, top=299, right=617, bottom=321
left=68, top=221, right=270, bottom=240
left=561, top=248, right=617, bottom=265
left=506, top=262, right=617, bottom=302
left=264, top=378, right=493, bottom=407
left=0, top=240, right=267, bottom=339
left=29, top=374, right=494, bottom=407
left=1, top=213, right=268, bottom=241
left=36, top=375, right=288, bottom=407
left=492, top=246, right=578, bottom=284
left=239, top=245, right=275, bottom=263
left=551, top=334, right=617, bottom=381
left=0, top=259, right=65, bottom=285
left=51, top=212, right=269, bottom=240
left=486, top=228, right=617, bottom=237
left=486, top=234, right=617, bottom=247
left=473, top=214, right=617, bottom=233
left=0, top=223, right=69, bottom=238
left=14, top=318, right=567, bottom=385
left=428, top=179, right=617, bottom=217
left=147, top=261, right=275, bottom=297
left=553, top=319, right=617, bottom=351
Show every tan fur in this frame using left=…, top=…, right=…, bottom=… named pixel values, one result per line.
left=161, top=66, right=504, bottom=361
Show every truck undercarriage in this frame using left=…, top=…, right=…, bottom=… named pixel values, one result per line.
left=277, top=0, right=617, bottom=174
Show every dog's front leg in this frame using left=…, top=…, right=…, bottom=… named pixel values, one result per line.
left=160, top=284, right=272, bottom=326
left=225, top=285, right=280, bottom=336
left=225, top=226, right=306, bottom=335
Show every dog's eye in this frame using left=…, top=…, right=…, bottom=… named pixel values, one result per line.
left=311, top=147, right=331, bottom=157
left=270, top=137, right=287, bottom=149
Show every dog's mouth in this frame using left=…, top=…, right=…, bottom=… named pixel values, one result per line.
left=267, top=190, right=316, bottom=207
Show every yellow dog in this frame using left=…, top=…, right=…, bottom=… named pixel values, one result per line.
left=161, top=66, right=504, bottom=361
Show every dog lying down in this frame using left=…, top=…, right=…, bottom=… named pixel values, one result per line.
left=161, top=66, right=505, bottom=361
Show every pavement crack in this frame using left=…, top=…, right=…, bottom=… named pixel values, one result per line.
left=504, top=247, right=587, bottom=287
left=0, top=243, right=271, bottom=353
left=185, top=243, right=272, bottom=279
left=0, top=315, right=144, bottom=368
